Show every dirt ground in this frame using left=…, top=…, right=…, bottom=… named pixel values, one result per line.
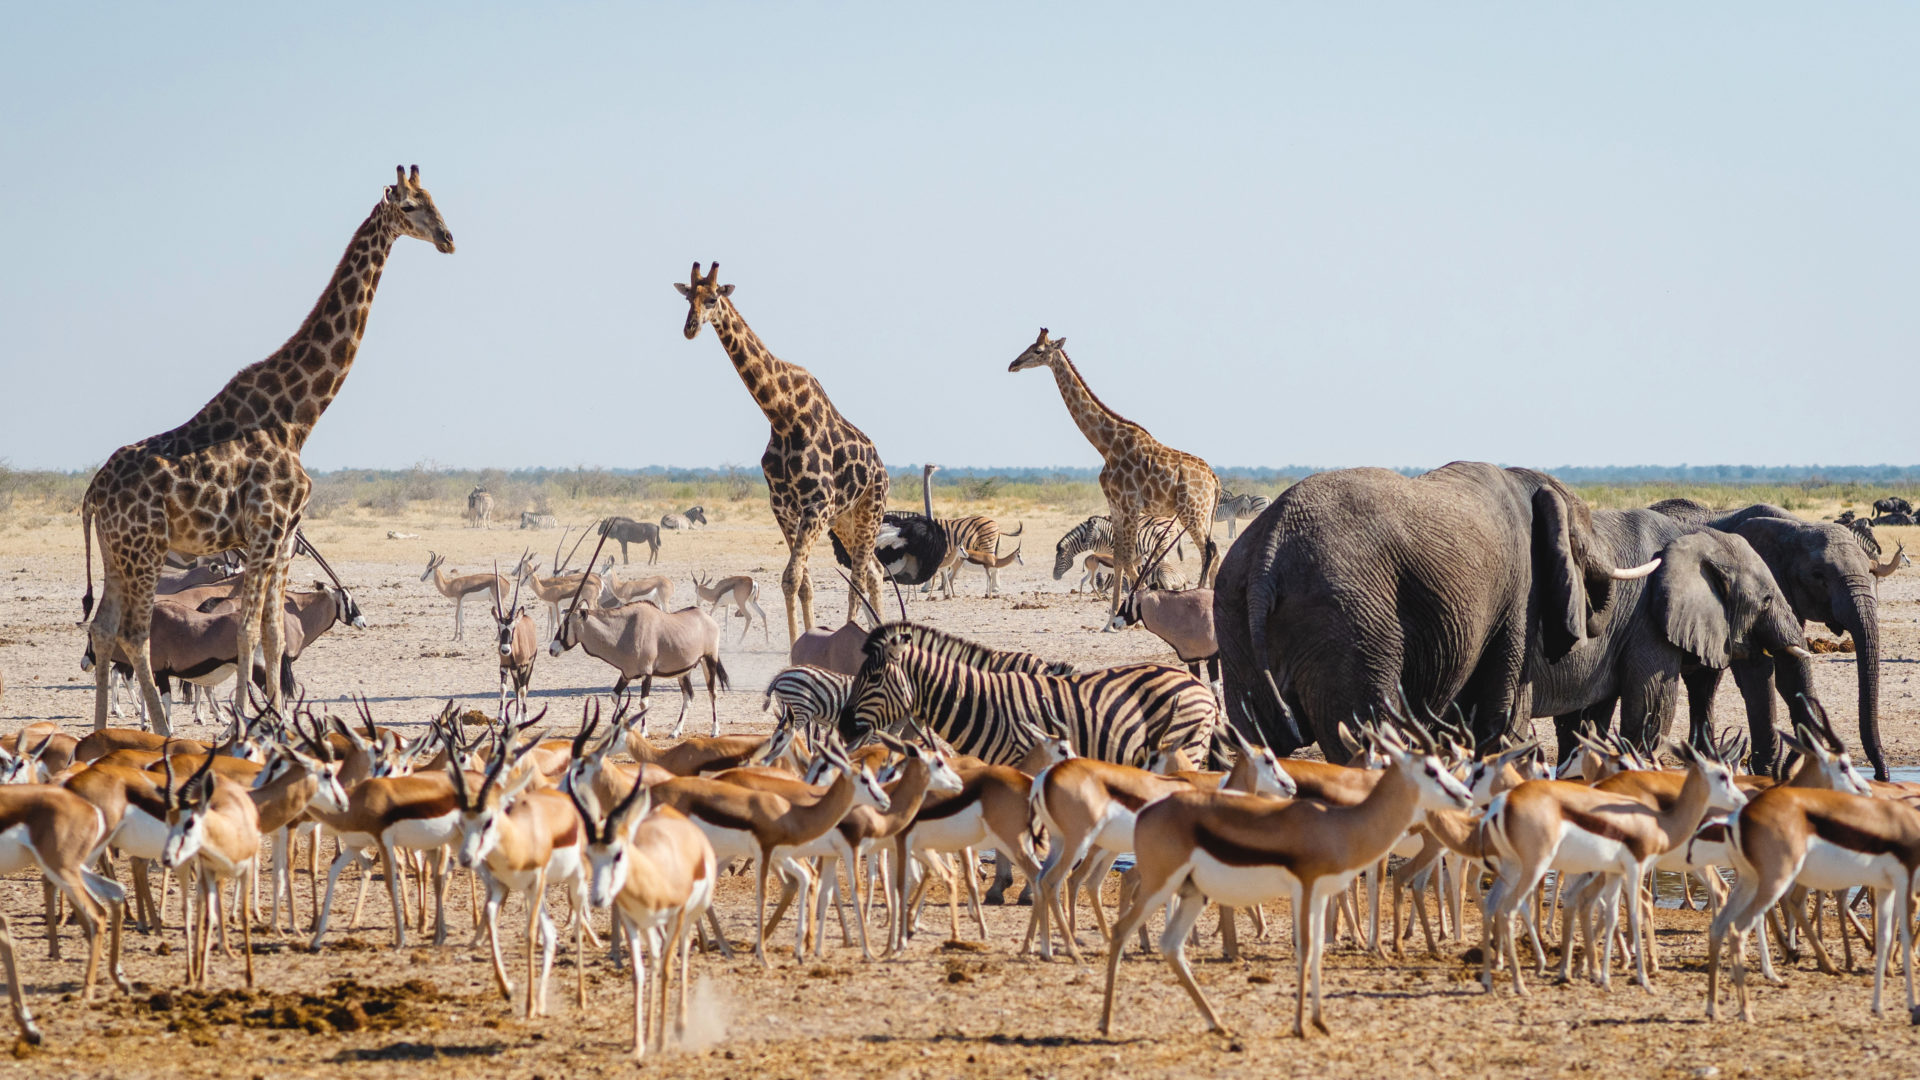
left=0, top=503, right=1918, bottom=1077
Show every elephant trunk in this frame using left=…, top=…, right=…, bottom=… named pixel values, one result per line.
left=1839, top=581, right=1887, bottom=781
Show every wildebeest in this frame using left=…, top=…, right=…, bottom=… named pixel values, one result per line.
left=598, top=516, right=662, bottom=564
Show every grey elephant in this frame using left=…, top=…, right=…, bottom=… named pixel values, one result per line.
left=1215, top=462, right=1659, bottom=759
left=1531, top=511, right=1813, bottom=763
left=1653, top=500, right=1888, bottom=779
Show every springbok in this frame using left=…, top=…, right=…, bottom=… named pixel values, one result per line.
left=692, top=573, right=770, bottom=643
left=422, top=552, right=510, bottom=641
left=491, top=567, right=539, bottom=720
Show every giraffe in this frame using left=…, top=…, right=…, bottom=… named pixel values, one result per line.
left=1008, top=327, right=1221, bottom=626
left=676, top=263, right=889, bottom=644
left=81, top=166, right=455, bottom=735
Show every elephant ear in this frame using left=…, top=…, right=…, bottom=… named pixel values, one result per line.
left=1531, top=487, right=1591, bottom=661
left=1654, top=538, right=1735, bottom=669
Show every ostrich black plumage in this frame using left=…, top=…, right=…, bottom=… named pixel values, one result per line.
left=830, top=465, right=950, bottom=586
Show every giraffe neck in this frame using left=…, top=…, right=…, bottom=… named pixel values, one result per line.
left=710, top=297, right=803, bottom=430
left=176, top=200, right=404, bottom=451
left=1046, top=351, right=1135, bottom=459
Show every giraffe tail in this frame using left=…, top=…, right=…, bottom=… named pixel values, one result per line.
left=79, top=492, right=96, bottom=623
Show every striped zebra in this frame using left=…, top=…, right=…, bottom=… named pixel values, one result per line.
left=838, top=623, right=1220, bottom=768
left=1050, top=515, right=1186, bottom=583
left=1213, top=490, right=1271, bottom=539
left=763, top=665, right=854, bottom=728
left=924, top=515, right=1025, bottom=598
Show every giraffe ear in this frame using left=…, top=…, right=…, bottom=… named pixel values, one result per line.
left=674, top=283, right=693, bottom=298
left=1051, top=336, right=1065, bottom=349
left=716, top=284, right=735, bottom=297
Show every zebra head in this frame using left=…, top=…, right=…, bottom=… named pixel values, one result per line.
left=838, top=629, right=916, bottom=745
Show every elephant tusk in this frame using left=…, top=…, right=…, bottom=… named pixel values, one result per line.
left=1783, top=645, right=1814, bottom=661
left=1608, top=558, right=1661, bottom=581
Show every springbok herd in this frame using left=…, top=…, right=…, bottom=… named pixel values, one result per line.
left=22, top=166, right=1920, bottom=1064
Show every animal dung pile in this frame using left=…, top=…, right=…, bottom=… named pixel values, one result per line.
left=134, top=979, right=448, bottom=1038
left=1808, top=636, right=1856, bottom=654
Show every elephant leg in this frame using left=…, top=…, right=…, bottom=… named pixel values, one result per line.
left=1729, top=656, right=1780, bottom=776
left=1457, top=622, right=1531, bottom=749
left=1681, top=664, right=1723, bottom=751
left=1619, top=670, right=1679, bottom=757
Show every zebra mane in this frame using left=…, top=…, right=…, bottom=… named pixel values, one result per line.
left=865, top=621, right=1073, bottom=676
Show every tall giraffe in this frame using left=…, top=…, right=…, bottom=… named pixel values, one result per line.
left=676, top=263, right=889, bottom=643
left=82, top=166, right=455, bottom=734
left=1009, top=328, right=1220, bottom=625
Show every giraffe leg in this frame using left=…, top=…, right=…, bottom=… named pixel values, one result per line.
left=87, top=573, right=129, bottom=734
left=1106, top=510, right=1140, bottom=630
left=233, top=545, right=274, bottom=722
left=782, top=514, right=830, bottom=643
left=119, top=567, right=173, bottom=738
left=256, top=530, right=294, bottom=718
left=1178, top=503, right=1218, bottom=589
left=833, top=491, right=888, bottom=630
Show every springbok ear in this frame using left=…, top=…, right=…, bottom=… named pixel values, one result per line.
left=674, top=283, right=693, bottom=298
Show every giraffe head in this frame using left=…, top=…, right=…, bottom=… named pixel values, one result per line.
left=1008, top=327, right=1066, bottom=373
left=381, top=165, right=456, bottom=253
left=675, top=262, right=735, bottom=340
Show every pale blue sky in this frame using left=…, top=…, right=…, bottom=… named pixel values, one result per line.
left=4, top=4, right=1915, bottom=472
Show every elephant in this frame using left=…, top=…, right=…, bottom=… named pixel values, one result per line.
left=1652, top=500, right=1888, bottom=779
left=1214, top=462, right=1659, bottom=760
left=1528, top=511, right=1813, bottom=764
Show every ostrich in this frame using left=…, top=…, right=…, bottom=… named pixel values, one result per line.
left=830, top=464, right=948, bottom=587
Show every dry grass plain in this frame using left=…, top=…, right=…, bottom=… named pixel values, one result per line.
left=0, top=494, right=1917, bottom=1078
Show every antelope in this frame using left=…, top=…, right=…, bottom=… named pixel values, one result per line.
left=810, top=733, right=967, bottom=960
left=0, top=724, right=77, bottom=776
left=248, top=712, right=352, bottom=936
left=450, top=729, right=590, bottom=1019
left=422, top=552, right=510, bottom=640
left=602, top=572, right=673, bottom=608
left=158, top=748, right=264, bottom=988
left=83, top=582, right=365, bottom=725
left=1708, top=783, right=1920, bottom=1022
left=790, top=620, right=869, bottom=676
left=491, top=569, right=539, bottom=720
left=550, top=570, right=730, bottom=735
left=889, top=762, right=1045, bottom=954
left=1099, top=722, right=1472, bottom=1039
left=692, top=573, right=770, bottom=644
left=1870, top=540, right=1910, bottom=582
left=650, top=733, right=889, bottom=966
left=306, top=724, right=465, bottom=951
left=1479, top=737, right=1747, bottom=995
left=517, top=551, right=611, bottom=637
left=1031, top=726, right=1296, bottom=960
left=467, top=486, right=494, bottom=528
left=567, top=770, right=717, bottom=1058
left=0, top=784, right=130, bottom=1044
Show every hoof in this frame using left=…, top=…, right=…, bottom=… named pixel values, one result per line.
left=1909, top=1005, right=1920, bottom=1026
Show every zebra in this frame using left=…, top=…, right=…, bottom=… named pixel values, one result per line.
left=1050, top=515, right=1186, bottom=583
left=837, top=623, right=1220, bottom=769
left=1213, top=490, right=1270, bottom=539
left=924, top=516, right=1025, bottom=598
left=763, top=665, right=854, bottom=729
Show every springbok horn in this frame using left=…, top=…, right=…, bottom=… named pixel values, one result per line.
left=1608, top=558, right=1662, bottom=580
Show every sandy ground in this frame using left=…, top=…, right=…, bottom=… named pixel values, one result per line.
left=0, top=503, right=1916, bottom=1077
